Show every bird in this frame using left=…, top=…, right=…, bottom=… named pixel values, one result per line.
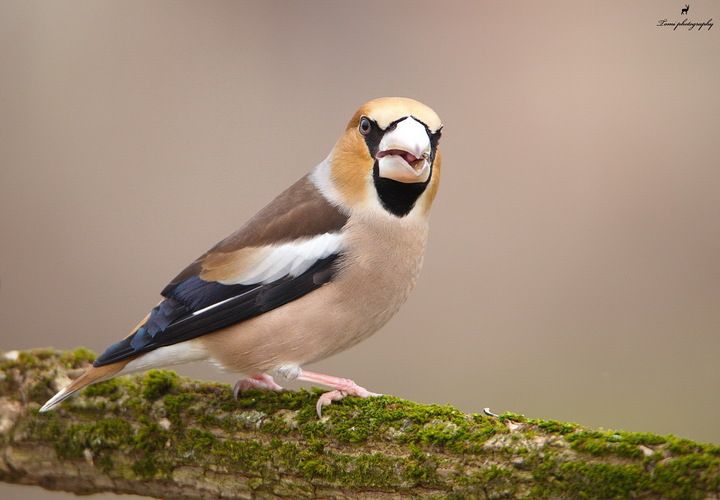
left=40, top=97, right=443, bottom=417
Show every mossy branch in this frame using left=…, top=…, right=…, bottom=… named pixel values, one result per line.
left=1, top=349, right=719, bottom=499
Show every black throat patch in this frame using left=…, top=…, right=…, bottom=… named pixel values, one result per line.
left=372, top=163, right=430, bottom=217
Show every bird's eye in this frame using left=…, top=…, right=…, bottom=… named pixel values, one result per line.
left=359, top=116, right=372, bottom=135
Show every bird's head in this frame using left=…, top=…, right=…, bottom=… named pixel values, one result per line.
left=324, top=97, right=443, bottom=218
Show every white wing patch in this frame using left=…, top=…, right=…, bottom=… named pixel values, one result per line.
left=219, top=232, right=345, bottom=286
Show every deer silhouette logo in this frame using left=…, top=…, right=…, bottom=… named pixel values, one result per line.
left=681, top=4, right=689, bottom=15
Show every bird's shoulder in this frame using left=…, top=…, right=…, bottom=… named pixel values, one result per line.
left=163, top=173, right=349, bottom=291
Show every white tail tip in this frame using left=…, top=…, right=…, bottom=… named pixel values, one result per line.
left=39, top=388, right=75, bottom=412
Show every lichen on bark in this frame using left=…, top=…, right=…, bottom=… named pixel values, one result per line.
left=1, top=348, right=719, bottom=499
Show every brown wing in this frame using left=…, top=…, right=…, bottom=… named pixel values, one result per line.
left=165, top=173, right=348, bottom=287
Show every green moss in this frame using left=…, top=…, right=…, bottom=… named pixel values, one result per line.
left=563, top=428, right=719, bottom=464
left=55, top=418, right=134, bottom=459
left=525, top=452, right=720, bottom=499
left=535, top=419, right=577, bottom=435
left=168, top=412, right=416, bottom=490
left=278, top=446, right=404, bottom=488
left=130, top=456, right=158, bottom=478
left=83, top=378, right=123, bottom=399
left=17, top=348, right=56, bottom=366
left=24, top=377, right=55, bottom=404
left=651, top=454, right=720, bottom=499
left=404, top=448, right=440, bottom=485
left=141, top=369, right=180, bottom=400
left=135, top=417, right=171, bottom=453
left=455, top=464, right=518, bottom=498
left=499, top=412, right=527, bottom=423
left=162, top=392, right=197, bottom=427
left=260, top=413, right=297, bottom=436
left=311, top=396, right=504, bottom=454
left=613, top=442, right=643, bottom=459
left=273, top=441, right=304, bottom=469
left=214, top=439, right=274, bottom=476
left=566, top=430, right=643, bottom=459
left=59, top=347, right=96, bottom=368
left=96, top=454, right=114, bottom=473
left=33, top=406, right=174, bottom=479
left=298, top=419, right=328, bottom=441
left=297, top=452, right=337, bottom=481
left=558, top=462, right=650, bottom=498
left=220, top=390, right=504, bottom=453
left=326, top=410, right=374, bottom=443
left=195, top=412, right=219, bottom=428
left=0, top=348, right=90, bottom=372
left=177, top=428, right=217, bottom=458
left=616, top=430, right=668, bottom=446
left=27, top=413, right=66, bottom=443
left=233, top=387, right=315, bottom=416
left=337, top=452, right=397, bottom=488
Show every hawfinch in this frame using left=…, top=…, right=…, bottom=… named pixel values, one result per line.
left=41, top=97, right=443, bottom=416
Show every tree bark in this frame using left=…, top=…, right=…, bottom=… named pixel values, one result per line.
left=1, top=348, right=719, bottom=499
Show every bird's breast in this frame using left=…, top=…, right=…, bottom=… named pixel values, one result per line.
left=330, top=214, right=429, bottom=329
left=201, top=211, right=431, bottom=374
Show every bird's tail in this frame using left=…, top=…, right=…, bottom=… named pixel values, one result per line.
left=41, top=314, right=150, bottom=412
left=39, top=362, right=128, bottom=412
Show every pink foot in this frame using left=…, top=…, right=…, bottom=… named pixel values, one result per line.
left=233, top=373, right=284, bottom=399
left=296, top=369, right=382, bottom=418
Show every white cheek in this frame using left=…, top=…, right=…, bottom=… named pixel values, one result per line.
left=310, top=156, right=345, bottom=206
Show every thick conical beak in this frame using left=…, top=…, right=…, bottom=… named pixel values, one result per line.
left=377, top=118, right=431, bottom=183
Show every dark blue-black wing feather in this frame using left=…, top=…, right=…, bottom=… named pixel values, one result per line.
left=93, top=254, right=339, bottom=367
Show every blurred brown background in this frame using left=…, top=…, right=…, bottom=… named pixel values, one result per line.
left=1, top=1, right=718, bottom=498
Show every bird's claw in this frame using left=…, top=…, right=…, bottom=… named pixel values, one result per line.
left=315, top=388, right=382, bottom=418
left=316, top=390, right=346, bottom=418
left=233, top=374, right=284, bottom=400
left=293, top=369, right=382, bottom=418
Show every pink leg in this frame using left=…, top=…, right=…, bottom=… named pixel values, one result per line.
left=233, top=373, right=284, bottom=399
left=296, top=369, right=382, bottom=418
